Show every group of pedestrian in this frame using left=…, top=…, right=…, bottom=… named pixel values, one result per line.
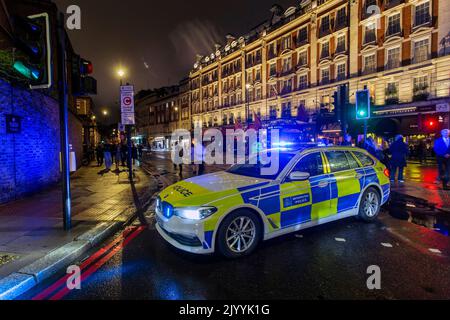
left=340, top=128, right=450, bottom=191
left=95, top=139, right=143, bottom=173
left=172, top=139, right=206, bottom=177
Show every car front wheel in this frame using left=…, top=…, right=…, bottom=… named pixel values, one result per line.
left=216, top=210, right=262, bottom=258
left=358, top=187, right=381, bottom=222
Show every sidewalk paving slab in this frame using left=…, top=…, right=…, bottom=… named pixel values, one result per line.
left=0, top=163, right=157, bottom=300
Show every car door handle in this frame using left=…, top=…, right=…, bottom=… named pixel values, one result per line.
left=318, top=181, right=329, bottom=188
left=355, top=174, right=363, bottom=179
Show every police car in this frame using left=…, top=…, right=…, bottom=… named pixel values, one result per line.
left=155, top=146, right=391, bottom=258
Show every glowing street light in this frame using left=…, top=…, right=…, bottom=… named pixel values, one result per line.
left=103, top=110, right=108, bottom=116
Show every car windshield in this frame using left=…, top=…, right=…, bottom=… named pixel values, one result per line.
left=227, top=152, right=295, bottom=179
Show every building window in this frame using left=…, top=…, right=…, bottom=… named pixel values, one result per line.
left=321, top=68, right=330, bottom=84
left=386, top=47, right=401, bottom=70
left=268, top=84, right=277, bottom=97
left=336, top=63, right=346, bottom=81
left=297, top=27, right=308, bottom=46
left=298, top=51, right=307, bottom=67
left=255, top=68, right=261, bottom=82
left=413, top=75, right=429, bottom=101
left=321, top=42, right=330, bottom=59
left=385, top=82, right=399, bottom=104
left=363, top=54, right=377, bottom=74
left=268, top=42, right=277, bottom=59
left=414, top=1, right=431, bottom=27
left=246, top=71, right=253, bottom=83
left=298, top=74, right=308, bottom=90
left=281, top=102, right=292, bottom=119
left=282, top=35, right=292, bottom=51
left=364, top=23, right=377, bottom=44
left=269, top=63, right=277, bottom=77
left=336, top=7, right=347, bottom=29
left=413, top=38, right=430, bottom=64
left=387, top=13, right=401, bottom=36
left=320, top=15, right=330, bottom=36
left=281, top=79, right=292, bottom=94
left=256, top=87, right=262, bottom=100
left=282, top=56, right=292, bottom=73
left=269, top=106, right=277, bottom=120
left=336, top=35, right=346, bottom=53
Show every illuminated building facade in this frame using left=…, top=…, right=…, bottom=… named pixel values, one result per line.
left=189, top=0, right=450, bottom=139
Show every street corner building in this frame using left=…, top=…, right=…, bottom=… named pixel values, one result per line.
left=0, top=0, right=98, bottom=204
left=135, top=0, right=450, bottom=147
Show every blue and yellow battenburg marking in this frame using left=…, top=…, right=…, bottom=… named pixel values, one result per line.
left=172, top=150, right=391, bottom=250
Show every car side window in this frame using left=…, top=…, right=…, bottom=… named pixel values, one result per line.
left=345, top=152, right=360, bottom=169
left=291, top=152, right=324, bottom=177
left=353, top=151, right=375, bottom=167
left=326, top=151, right=352, bottom=173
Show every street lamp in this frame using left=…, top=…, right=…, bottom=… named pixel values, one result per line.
left=117, top=69, right=126, bottom=86
left=103, top=110, right=108, bottom=116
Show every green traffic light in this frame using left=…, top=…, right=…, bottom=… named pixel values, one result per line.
left=13, top=61, right=41, bottom=81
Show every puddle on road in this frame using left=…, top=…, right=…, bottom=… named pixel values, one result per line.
left=387, top=192, right=450, bottom=237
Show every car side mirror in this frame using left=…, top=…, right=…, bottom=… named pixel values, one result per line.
left=289, top=171, right=310, bottom=181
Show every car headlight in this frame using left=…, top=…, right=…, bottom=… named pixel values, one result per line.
left=174, top=206, right=218, bottom=220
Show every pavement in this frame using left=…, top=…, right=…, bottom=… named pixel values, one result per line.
left=391, top=162, right=450, bottom=211
left=17, top=151, right=450, bottom=300
left=0, top=162, right=158, bottom=300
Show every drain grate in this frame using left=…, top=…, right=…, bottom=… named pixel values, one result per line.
left=0, top=253, right=19, bottom=267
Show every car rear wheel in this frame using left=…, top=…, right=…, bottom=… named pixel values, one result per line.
left=216, top=210, right=262, bottom=258
left=358, top=187, right=381, bottom=222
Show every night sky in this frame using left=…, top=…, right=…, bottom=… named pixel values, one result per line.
left=54, top=0, right=295, bottom=122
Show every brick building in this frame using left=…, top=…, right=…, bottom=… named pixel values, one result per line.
left=187, top=0, right=450, bottom=143
left=0, top=0, right=98, bottom=204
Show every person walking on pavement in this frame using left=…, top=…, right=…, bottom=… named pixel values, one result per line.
left=173, top=141, right=183, bottom=176
left=120, top=139, right=127, bottom=166
left=434, top=129, right=450, bottom=190
left=103, top=139, right=113, bottom=171
left=340, top=134, right=352, bottom=146
left=95, top=142, right=104, bottom=167
left=388, top=135, right=409, bottom=183
left=114, top=140, right=121, bottom=171
left=132, top=142, right=138, bottom=165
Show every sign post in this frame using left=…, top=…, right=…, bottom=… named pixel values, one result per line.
left=120, top=85, right=135, bottom=181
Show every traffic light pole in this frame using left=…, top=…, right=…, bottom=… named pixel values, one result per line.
left=57, top=13, right=71, bottom=230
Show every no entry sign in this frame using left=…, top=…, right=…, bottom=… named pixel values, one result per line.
left=120, top=85, right=135, bottom=125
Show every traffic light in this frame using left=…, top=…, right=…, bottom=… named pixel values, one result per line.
left=12, top=13, right=52, bottom=89
left=355, top=89, right=371, bottom=120
left=72, top=54, right=97, bottom=96
left=424, top=116, right=438, bottom=132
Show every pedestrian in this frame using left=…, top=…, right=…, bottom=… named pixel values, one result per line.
left=138, top=144, right=143, bottom=160
left=115, top=141, right=121, bottom=170
left=418, top=140, right=427, bottom=164
left=173, top=141, right=183, bottom=175
left=121, top=140, right=127, bottom=166
left=340, top=134, right=352, bottom=146
left=433, top=129, right=450, bottom=190
left=388, top=135, right=409, bottom=183
left=132, top=142, right=138, bottom=165
left=103, top=139, right=113, bottom=171
left=111, top=141, right=116, bottom=165
left=95, top=142, right=104, bottom=167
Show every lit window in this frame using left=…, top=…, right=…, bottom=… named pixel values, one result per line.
left=386, top=47, right=400, bottom=69
left=387, top=13, right=401, bottom=36
left=415, top=1, right=430, bottom=27
left=413, top=38, right=429, bottom=63
left=363, top=54, right=377, bottom=74
left=336, top=63, right=346, bottom=80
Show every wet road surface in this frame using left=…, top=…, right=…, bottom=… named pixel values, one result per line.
left=18, top=152, right=450, bottom=300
